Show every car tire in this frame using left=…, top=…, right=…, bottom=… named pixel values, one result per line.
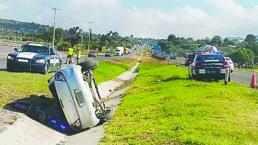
left=43, top=62, right=49, bottom=74
left=193, top=75, right=197, bottom=80
left=224, top=80, right=228, bottom=85
left=7, top=64, right=14, bottom=72
left=224, top=69, right=230, bottom=85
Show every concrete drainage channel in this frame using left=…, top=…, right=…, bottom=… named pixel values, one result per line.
left=0, top=55, right=142, bottom=145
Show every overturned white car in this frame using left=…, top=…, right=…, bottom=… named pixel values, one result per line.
left=48, top=58, right=111, bottom=131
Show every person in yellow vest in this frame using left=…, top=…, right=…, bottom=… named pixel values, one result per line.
left=76, top=48, right=81, bottom=64
left=66, top=47, right=74, bottom=64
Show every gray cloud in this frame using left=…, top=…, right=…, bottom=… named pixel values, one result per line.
left=0, top=3, right=7, bottom=12
left=1, top=0, right=258, bottom=39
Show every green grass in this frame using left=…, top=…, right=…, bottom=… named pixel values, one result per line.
left=0, top=61, right=129, bottom=108
left=102, top=62, right=258, bottom=145
left=94, top=61, right=129, bottom=84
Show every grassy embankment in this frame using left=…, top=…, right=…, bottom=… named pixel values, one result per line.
left=102, top=59, right=258, bottom=145
left=0, top=60, right=131, bottom=108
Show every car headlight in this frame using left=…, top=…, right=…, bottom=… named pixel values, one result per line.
left=35, top=59, right=45, bottom=64
left=54, top=72, right=66, bottom=81
left=7, top=56, right=14, bottom=60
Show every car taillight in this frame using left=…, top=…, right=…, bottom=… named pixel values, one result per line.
left=223, top=61, right=229, bottom=68
left=195, top=62, right=202, bottom=68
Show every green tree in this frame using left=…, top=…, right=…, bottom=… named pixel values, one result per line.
left=56, top=41, right=70, bottom=51
left=68, top=27, right=81, bottom=47
left=245, top=34, right=256, bottom=44
left=168, top=34, right=177, bottom=43
left=242, top=34, right=258, bottom=62
left=223, top=38, right=236, bottom=46
left=210, top=36, right=222, bottom=46
left=229, top=48, right=255, bottom=68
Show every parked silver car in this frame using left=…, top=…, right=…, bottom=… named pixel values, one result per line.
left=225, top=57, right=234, bottom=73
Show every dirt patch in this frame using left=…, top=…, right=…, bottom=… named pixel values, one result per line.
left=0, top=109, right=20, bottom=134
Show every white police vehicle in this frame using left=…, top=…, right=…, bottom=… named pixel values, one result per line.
left=7, top=43, right=62, bottom=74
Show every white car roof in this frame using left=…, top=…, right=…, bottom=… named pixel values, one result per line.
left=27, top=43, right=44, bottom=47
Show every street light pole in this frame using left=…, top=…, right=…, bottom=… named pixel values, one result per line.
left=81, top=26, right=84, bottom=50
left=52, top=8, right=60, bottom=48
left=0, top=22, right=3, bottom=40
left=87, top=22, right=93, bottom=53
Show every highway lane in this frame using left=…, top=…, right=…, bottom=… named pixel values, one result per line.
left=0, top=43, right=142, bottom=70
left=0, top=53, right=136, bottom=70
left=231, top=71, right=253, bottom=85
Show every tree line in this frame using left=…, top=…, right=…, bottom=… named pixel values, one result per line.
left=36, top=27, right=136, bottom=52
left=158, top=34, right=258, bottom=68
left=0, top=19, right=138, bottom=52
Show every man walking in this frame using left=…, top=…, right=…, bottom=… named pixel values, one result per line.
left=66, top=47, right=74, bottom=64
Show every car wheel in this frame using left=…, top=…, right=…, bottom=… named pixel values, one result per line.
left=7, top=64, right=14, bottom=72
left=193, top=75, right=197, bottom=80
left=224, top=80, right=228, bottom=85
left=43, top=62, right=49, bottom=74
left=224, top=68, right=230, bottom=85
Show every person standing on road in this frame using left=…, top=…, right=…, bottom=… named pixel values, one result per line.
left=66, top=47, right=74, bottom=64
left=76, top=48, right=81, bottom=64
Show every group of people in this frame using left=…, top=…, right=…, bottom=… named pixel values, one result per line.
left=66, top=47, right=81, bottom=64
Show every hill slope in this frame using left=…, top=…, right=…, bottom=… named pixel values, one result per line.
left=0, top=18, right=50, bottom=34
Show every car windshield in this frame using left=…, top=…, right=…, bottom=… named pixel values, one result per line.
left=225, top=57, right=231, bottom=61
left=20, top=45, right=52, bottom=55
left=188, top=55, right=195, bottom=61
left=196, top=55, right=225, bottom=62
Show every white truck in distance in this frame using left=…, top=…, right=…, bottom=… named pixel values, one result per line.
left=116, top=47, right=124, bottom=56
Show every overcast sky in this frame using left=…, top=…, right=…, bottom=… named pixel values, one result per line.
left=1, top=0, right=258, bottom=39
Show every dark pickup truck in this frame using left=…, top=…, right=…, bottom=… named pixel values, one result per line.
left=188, top=54, right=231, bottom=84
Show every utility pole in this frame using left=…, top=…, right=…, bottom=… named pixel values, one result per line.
left=51, top=8, right=60, bottom=48
left=87, top=22, right=93, bottom=53
left=81, top=26, right=84, bottom=50
left=0, top=22, right=3, bottom=40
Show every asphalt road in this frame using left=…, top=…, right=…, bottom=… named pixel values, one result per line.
left=0, top=42, right=141, bottom=70
left=0, top=52, right=136, bottom=70
left=231, top=71, right=253, bottom=85
left=0, top=41, right=255, bottom=86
